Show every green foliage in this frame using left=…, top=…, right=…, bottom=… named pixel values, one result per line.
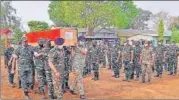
left=158, top=19, right=164, bottom=41
left=171, top=27, right=179, bottom=43
left=12, top=29, right=25, bottom=44
left=28, top=21, right=49, bottom=32
left=48, top=1, right=138, bottom=35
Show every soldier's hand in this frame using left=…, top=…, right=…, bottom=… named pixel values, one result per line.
left=130, top=61, right=133, bottom=64
left=5, top=65, right=7, bottom=69
left=55, top=72, right=60, bottom=78
left=11, top=70, right=15, bottom=74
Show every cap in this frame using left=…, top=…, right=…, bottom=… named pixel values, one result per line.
left=78, top=35, right=85, bottom=41
left=54, top=38, right=64, bottom=45
left=38, top=38, right=44, bottom=45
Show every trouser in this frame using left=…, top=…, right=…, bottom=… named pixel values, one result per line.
left=36, top=69, right=46, bottom=94
left=155, top=61, right=163, bottom=75
left=112, top=61, right=119, bottom=76
left=31, top=68, right=35, bottom=90
left=92, top=63, right=99, bottom=79
left=54, top=74, right=64, bottom=99
left=63, top=72, right=69, bottom=90
left=86, top=58, right=92, bottom=74
left=18, top=70, right=22, bottom=88
left=134, top=58, right=141, bottom=78
left=70, top=70, right=85, bottom=95
left=7, top=66, right=14, bottom=84
left=45, top=68, right=55, bottom=96
left=19, top=69, right=33, bottom=92
left=123, top=60, right=131, bottom=81
left=100, top=56, right=106, bottom=68
left=168, top=56, right=178, bottom=74
left=141, top=63, right=152, bottom=82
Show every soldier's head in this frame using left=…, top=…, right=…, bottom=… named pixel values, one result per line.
left=54, top=37, right=65, bottom=49
left=78, top=35, right=85, bottom=46
left=135, top=41, right=140, bottom=46
left=92, top=41, right=97, bottom=47
left=21, top=37, right=28, bottom=47
left=38, top=38, right=44, bottom=48
left=44, top=39, right=51, bottom=47
left=144, top=40, right=150, bottom=47
left=126, top=40, right=129, bottom=45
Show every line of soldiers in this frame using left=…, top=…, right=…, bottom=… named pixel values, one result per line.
left=4, top=36, right=179, bottom=99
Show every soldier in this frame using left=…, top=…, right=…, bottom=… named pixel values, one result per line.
left=139, top=41, right=154, bottom=84
left=12, top=37, right=34, bottom=99
left=4, top=42, right=15, bottom=88
left=168, top=41, right=179, bottom=75
left=85, top=41, right=92, bottom=75
left=33, top=38, right=46, bottom=99
left=107, top=42, right=113, bottom=70
left=133, top=41, right=142, bottom=81
left=63, top=46, right=71, bottom=92
left=122, top=40, right=134, bottom=82
left=41, top=39, right=56, bottom=99
left=91, top=41, right=100, bottom=81
left=98, top=40, right=106, bottom=68
left=111, top=44, right=120, bottom=78
left=70, top=35, right=87, bottom=99
left=153, top=40, right=165, bottom=78
left=48, top=38, right=66, bottom=99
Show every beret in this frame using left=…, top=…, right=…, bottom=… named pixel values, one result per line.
left=54, top=38, right=64, bottom=45
left=78, top=35, right=85, bottom=41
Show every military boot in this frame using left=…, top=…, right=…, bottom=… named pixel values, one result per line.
left=168, top=72, right=173, bottom=75
left=154, top=74, right=159, bottom=77
left=80, top=95, right=87, bottom=99
left=24, top=91, right=30, bottom=99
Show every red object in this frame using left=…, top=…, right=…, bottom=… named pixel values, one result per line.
left=25, top=29, right=61, bottom=43
left=0, top=28, right=11, bottom=35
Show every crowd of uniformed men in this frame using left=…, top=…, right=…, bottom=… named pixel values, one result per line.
left=4, top=35, right=179, bottom=99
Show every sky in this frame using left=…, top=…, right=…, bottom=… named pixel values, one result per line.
left=11, top=1, right=179, bottom=32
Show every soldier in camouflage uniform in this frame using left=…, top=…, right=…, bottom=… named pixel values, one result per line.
left=13, top=37, right=34, bottom=99
left=168, top=41, right=179, bottom=75
left=70, top=36, right=87, bottom=99
left=91, top=41, right=100, bottom=81
left=133, top=41, right=142, bottom=81
left=98, top=40, right=106, bottom=68
left=107, top=42, right=113, bottom=70
left=63, top=46, right=71, bottom=92
left=122, top=40, right=134, bottom=82
left=153, top=41, right=165, bottom=78
left=41, top=39, right=56, bottom=99
left=4, top=42, right=15, bottom=88
left=111, top=43, right=120, bottom=78
left=33, top=38, right=46, bottom=98
left=140, top=41, right=154, bottom=84
left=85, top=41, right=92, bottom=75
left=48, top=38, right=66, bottom=99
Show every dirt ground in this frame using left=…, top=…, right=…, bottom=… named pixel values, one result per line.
left=1, top=57, right=179, bottom=99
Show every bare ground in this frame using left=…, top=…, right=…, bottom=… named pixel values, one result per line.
left=1, top=58, right=179, bottom=99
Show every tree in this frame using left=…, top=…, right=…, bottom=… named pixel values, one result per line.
left=1, top=1, right=24, bottom=44
left=171, top=27, right=179, bottom=43
left=147, top=11, right=171, bottom=31
left=158, top=19, right=164, bottom=41
left=131, top=8, right=152, bottom=30
left=28, top=21, right=49, bottom=32
left=168, top=16, right=179, bottom=30
left=48, top=1, right=138, bottom=36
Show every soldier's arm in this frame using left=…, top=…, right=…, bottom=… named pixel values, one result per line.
left=4, top=49, right=8, bottom=68
left=77, top=46, right=87, bottom=55
left=48, top=51, right=58, bottom=74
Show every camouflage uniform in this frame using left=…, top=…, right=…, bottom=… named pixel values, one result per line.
left=107, top=43, right=113, bottom=69
left=153, top=45, right=165, bottom=77
left=111, top=45, right=120, bottom=78
left=48, top=47, right=65, bottom=99
left=141, top=47, right=153, bottom=83
left=85, top=44, right=92, bottom=75
left=15, top=45, right=34, bottom=94
left=91, top=44, right=100, bottom=80
left=63, top=46, right=71, bottom=91
left=98, top=44, right=106, bottom=68
left=33, top=45, right=46, bottom=95
left=168, top=44, right=179, bottom=75
left=41, top=43, right=55, bottom=98
left=122, top=44, right=133, bottom=81
left=70, top=46, right=85, bottom=96
left=4, top=47, right=15, bottom=85
left=133, top=44, right=142, bottom=79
